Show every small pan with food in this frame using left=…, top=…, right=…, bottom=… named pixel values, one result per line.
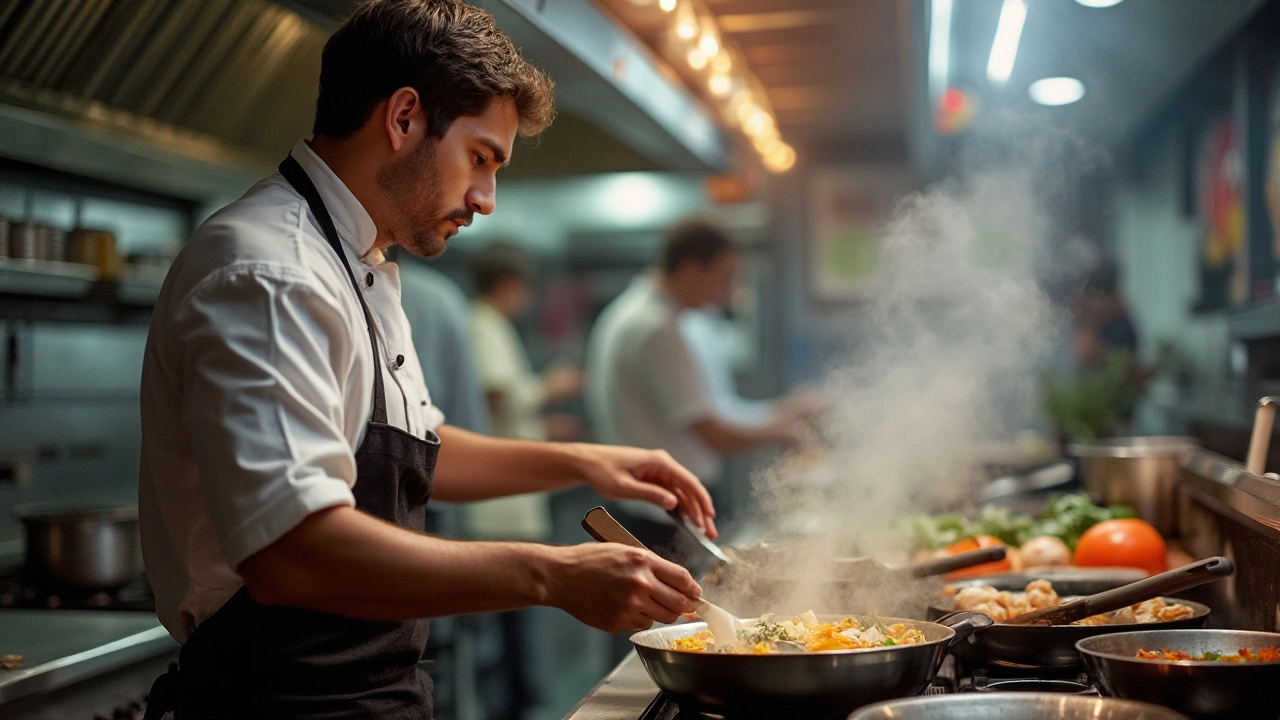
left=1077, top=629, right=1280, bottom=720
left=927, top=557, right=1232, bottom=670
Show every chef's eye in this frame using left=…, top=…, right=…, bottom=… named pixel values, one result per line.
left=474, top=153, right=487, bottom=167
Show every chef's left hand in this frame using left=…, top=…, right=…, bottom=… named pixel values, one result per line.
left=572, top=444, right=717, bottom=539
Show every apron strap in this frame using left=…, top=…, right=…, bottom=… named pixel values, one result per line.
left=143, top=661, right=181, bottom=720
left=278, top=154, right=389, bottom=425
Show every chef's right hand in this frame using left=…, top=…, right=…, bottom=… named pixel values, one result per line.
left=548, top=544, right=701, bottom=633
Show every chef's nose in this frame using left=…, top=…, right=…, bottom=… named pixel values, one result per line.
left=467, top=176, right=496, bottom=216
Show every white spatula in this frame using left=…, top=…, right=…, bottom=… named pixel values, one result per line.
left=582, top=506, right=740, bottom=646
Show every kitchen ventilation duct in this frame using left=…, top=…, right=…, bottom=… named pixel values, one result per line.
left=0, top=0, right=322, bottom=173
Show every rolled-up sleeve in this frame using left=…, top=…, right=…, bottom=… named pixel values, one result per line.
left=639, top=321, right=714, bottom=432
left=175, top=266, right=358, bottom=568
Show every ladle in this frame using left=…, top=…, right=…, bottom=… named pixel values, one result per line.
left=582, top=506, right=741, bottom=646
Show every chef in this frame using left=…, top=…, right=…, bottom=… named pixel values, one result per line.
left=137, top=1, right=714, bottom=718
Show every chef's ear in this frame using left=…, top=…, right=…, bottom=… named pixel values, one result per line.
left=383, top=87, right=424, bottom=152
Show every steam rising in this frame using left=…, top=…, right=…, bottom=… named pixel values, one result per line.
left=711, top=130, right=1101, bottom=619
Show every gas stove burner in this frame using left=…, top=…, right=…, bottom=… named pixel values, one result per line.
left=970, top=678, right=1098, bottom=695
left=638, top=680, right=958, bottom=720
left=0, top=567, right=156, bottom=611
left=962, top=669, right=1099, bottom=696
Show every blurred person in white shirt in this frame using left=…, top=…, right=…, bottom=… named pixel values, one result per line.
left=585, top=219, right=818, bottom=559
left=465, top=242, right=583, bottom=542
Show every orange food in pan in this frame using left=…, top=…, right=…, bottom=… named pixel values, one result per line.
left=1136, top=647, right=1280, bottom=662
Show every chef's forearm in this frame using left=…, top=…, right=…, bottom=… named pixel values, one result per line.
left=237, top=505, right=558, bottom=620
left=429, top=425, right=588, bottom=501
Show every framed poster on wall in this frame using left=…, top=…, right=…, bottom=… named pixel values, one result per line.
left=1266, top=65, right=1280, bottom=298
left=807, top=165, right=914, bottom=303
left=1196, top=114, right=1248, bottom=309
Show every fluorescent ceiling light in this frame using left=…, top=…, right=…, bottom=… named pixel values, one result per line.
left=1029, top=77, right=1085, bottom=106
left=1076, top=0, right=1124, bottom=7
left=987, top=0, right=1026, bottom=85
left=928, top=0, right=953, bottom=99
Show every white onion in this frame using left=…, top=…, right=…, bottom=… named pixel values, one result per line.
left=1021, top=536, right=1072, bottom=566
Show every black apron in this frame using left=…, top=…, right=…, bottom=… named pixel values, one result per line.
left=145, top=154, right=440, bottom=720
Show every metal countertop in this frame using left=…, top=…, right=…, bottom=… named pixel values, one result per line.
left=562, top=652, right=659, bottom=720
left=0, top=609, right=177, bottom=706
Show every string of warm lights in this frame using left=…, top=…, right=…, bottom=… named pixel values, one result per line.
left=625, top=0, right=796, bottom=172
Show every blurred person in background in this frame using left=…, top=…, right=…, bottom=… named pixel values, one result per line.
left=1073, top=261, right=1138, bottom=371
left=466, top=242, right=584, bottom=720
left=585, top=218, right=817, bottom=561
left=399, top=256, right=491, bottom=436
left=466, top=242, right=584, bottom=541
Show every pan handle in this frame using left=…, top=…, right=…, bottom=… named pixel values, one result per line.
left=933, top=610, right=994, bottom=650
left=1078, top=556, right=1234, bottom=617
left=582, top=507, right=648, bottom=549
left=1004, top=555, right=1235, bottom=625
left=904, top=546, right=1008, bottom=579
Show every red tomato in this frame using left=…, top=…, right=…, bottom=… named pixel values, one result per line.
left=943, top=535, right=1012, bottom=580
left=1074, top=519, right=1167, bottom=576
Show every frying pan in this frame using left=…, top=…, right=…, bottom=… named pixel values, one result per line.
left=630, top=612, right=992, bottom=719
left=583, top=508, right=996, bottom=718
left=927, top=558, right=1232, bottom=669
left=1077, top=629, right=1280, bottom=720
left=947, top=567, right=1147, bottom=597
left=847, top=694, right=1191, bottom=720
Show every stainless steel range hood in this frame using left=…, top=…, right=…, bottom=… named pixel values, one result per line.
left=0, top=0, right=320, bottom=199
left=0, top=0, right=728, bottom=202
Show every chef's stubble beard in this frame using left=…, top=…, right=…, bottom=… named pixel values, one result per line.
left=376, top=137, right=450, bottom=259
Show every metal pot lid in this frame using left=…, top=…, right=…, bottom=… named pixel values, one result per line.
left=13, top=502, right=138, bottom=522
left=1067, top=436, right=1198, bottom=458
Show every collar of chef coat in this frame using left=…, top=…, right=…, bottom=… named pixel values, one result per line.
left=635, top=272, right=683, bottom=314
left=290, top=138, right=383, bottom=265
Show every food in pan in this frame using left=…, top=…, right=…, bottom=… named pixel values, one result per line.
left=669, top=611, right=926, bottom=654
left=1136, top=647, right=1280, bottom=662
left=950, top=579, right=1196, bottom=625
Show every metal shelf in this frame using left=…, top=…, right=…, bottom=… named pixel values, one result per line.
left=1229, top=297, right=1280, bottom=340
left=0, top=259, right=160, bottom=324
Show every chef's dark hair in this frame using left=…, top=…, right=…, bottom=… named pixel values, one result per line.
left=314, top=0, right=555, bottom=139
left=660, top=219, right=736, bottom=274
left=472, top=242, right=533, bottom=295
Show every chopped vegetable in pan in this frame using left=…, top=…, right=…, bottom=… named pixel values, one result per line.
left=669, top=611, right=926, bottom=654
left=1136, top=647, right=1280, bottom=662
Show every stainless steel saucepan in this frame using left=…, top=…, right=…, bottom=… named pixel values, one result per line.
left=14, top=503, right=143, bottom=589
